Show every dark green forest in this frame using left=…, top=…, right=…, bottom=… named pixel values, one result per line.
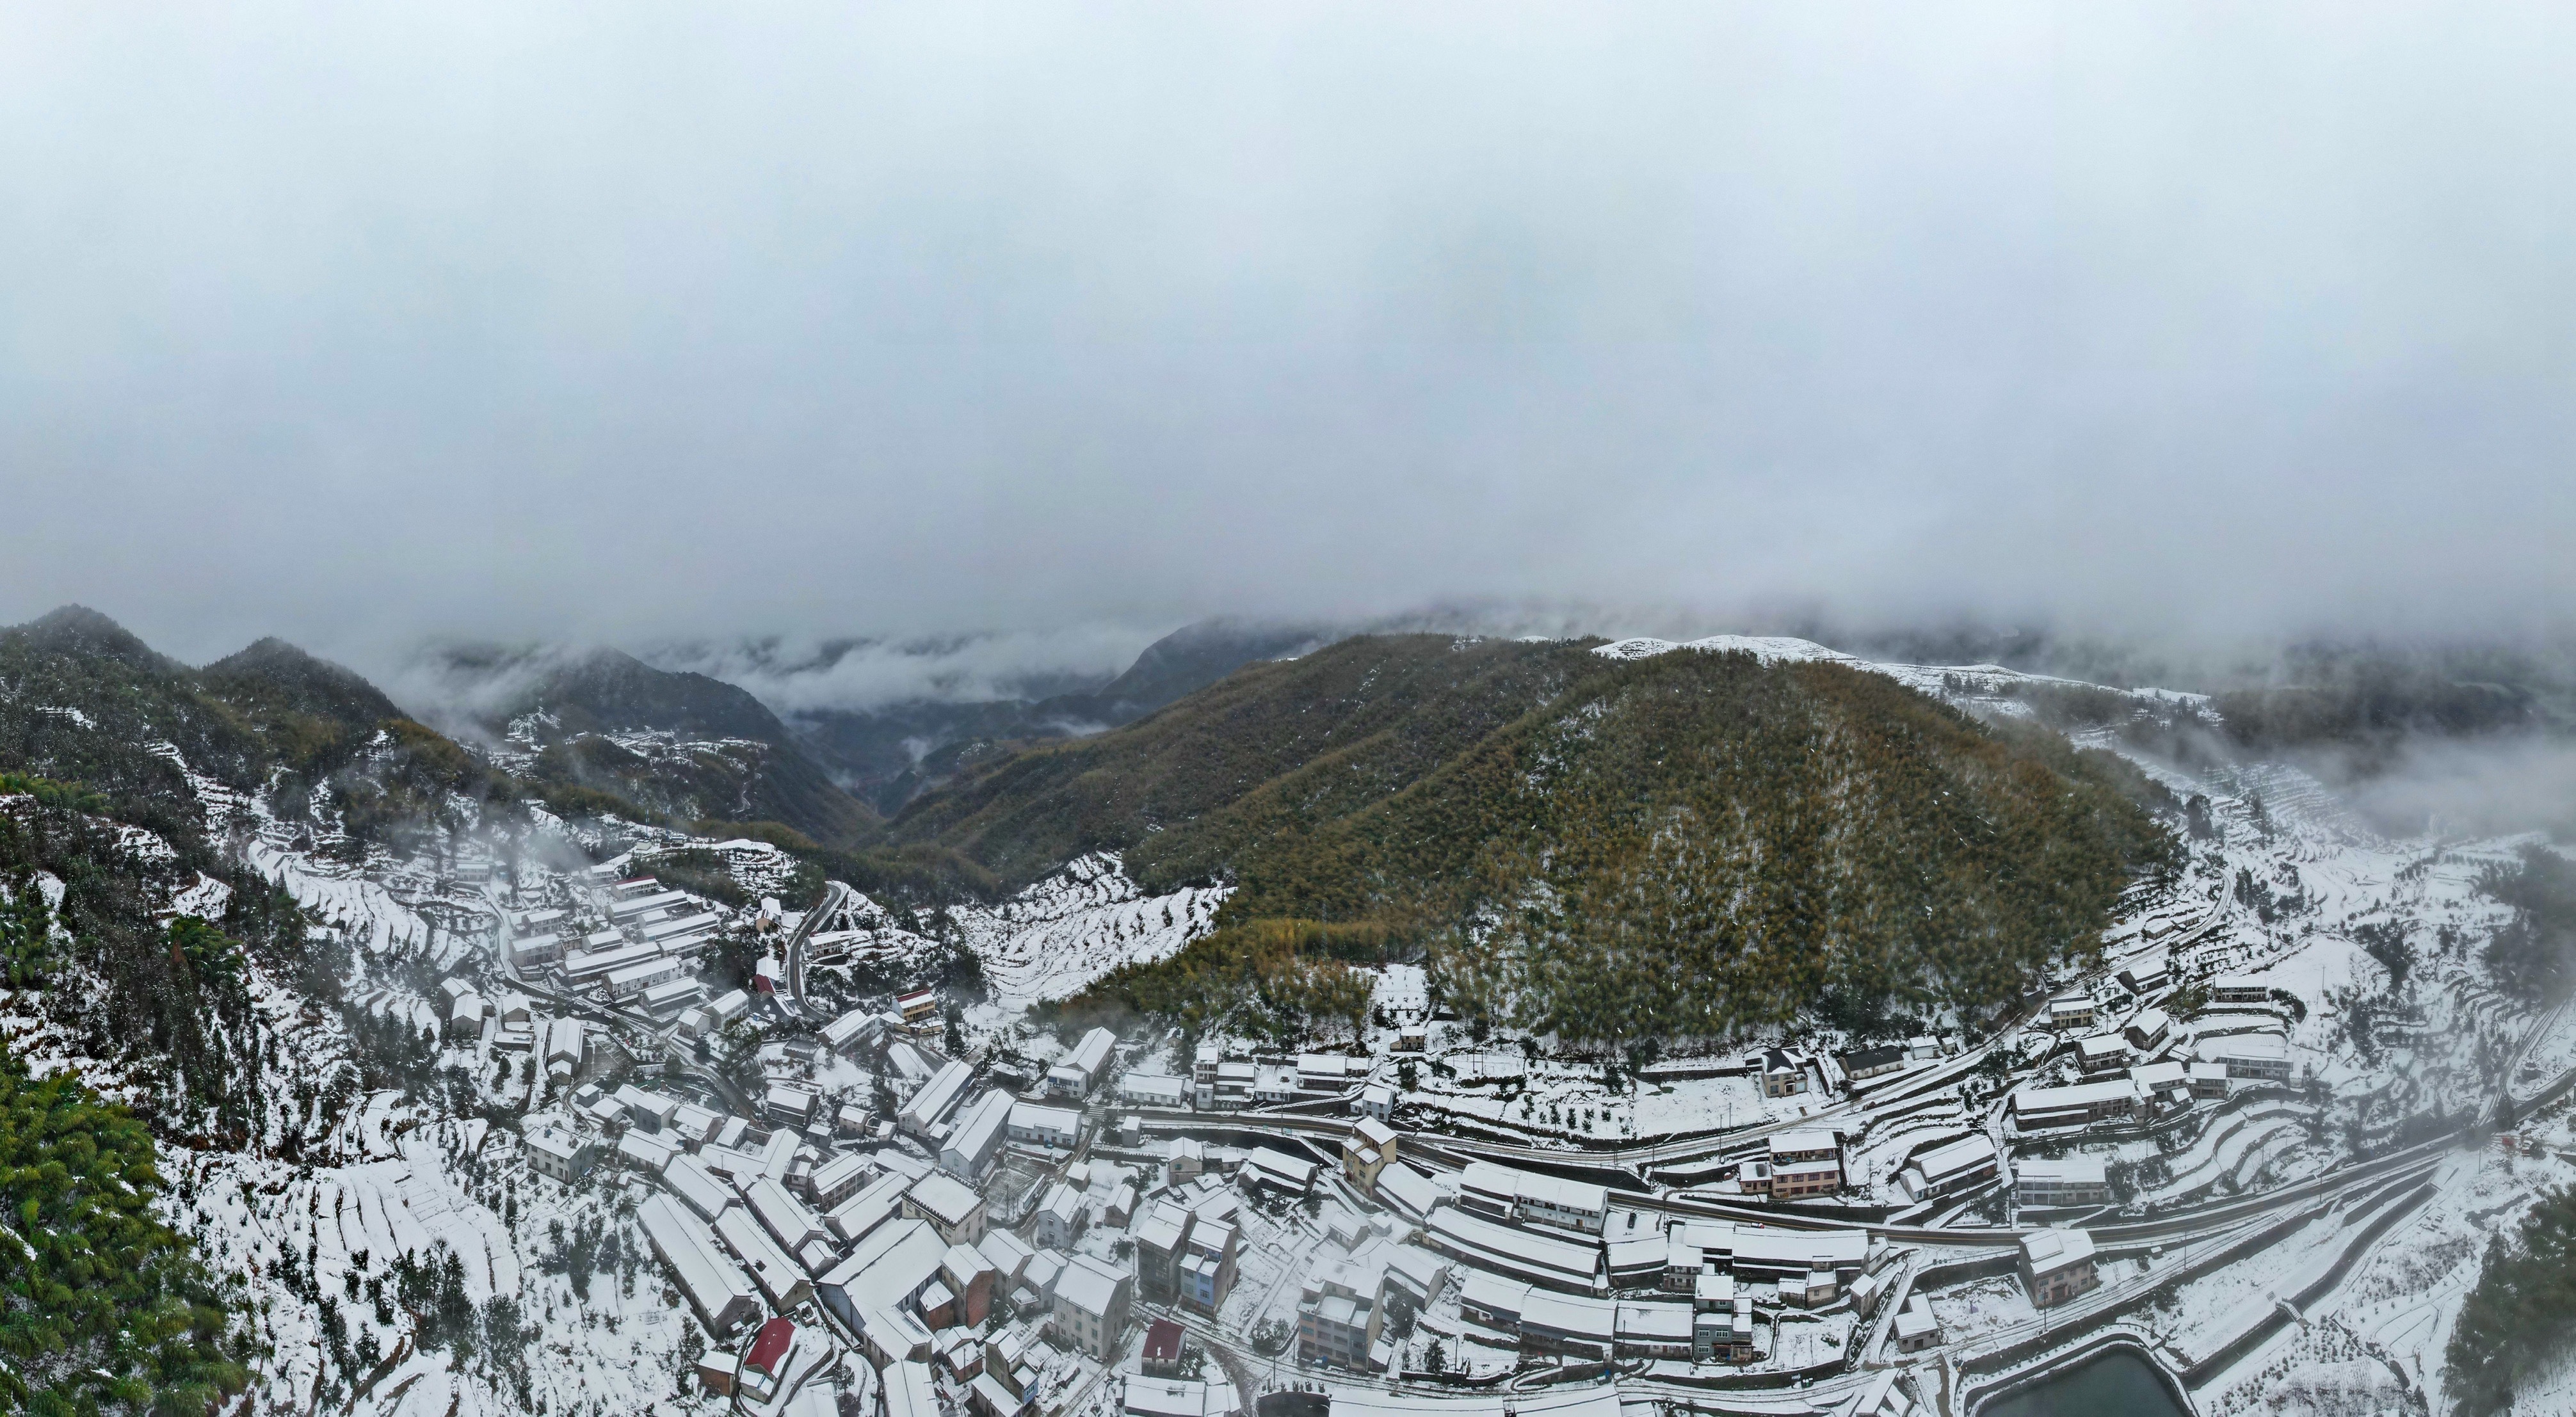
left=1, top=780, right=306, bottom=1148
left=904, top=636, right=2178, bottom=1042
left=2446, top=1182, right=2576, bottom=1416
left=0, top=1055, right=245, bottom=1416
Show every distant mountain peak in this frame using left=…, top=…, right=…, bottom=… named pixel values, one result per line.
left=16, top=604, right=171, bottom=669
left=408, top=638, right=877, bottom=843
left=221, top=634, right=311, bottom=662
left=202, top=636, right=409, bottom=729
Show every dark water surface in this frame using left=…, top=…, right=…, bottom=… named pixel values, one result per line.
left=1979, top=1349, right=2191, bottom=1417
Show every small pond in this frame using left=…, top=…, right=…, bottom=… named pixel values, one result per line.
left=1979, top=1348, right=2190, bottom=1417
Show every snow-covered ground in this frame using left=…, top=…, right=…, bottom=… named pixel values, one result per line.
left=955, top=852, right=1229, bottom=1012
left=15, top=634, right=2573, bottom=1417
left=176, top=1121, right=722, bottom=1417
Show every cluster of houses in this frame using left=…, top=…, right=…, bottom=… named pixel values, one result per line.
left=541, top=986, right=1936, bottom=1405
left=1167, top=1044, right=1396, bottom=1117
left=1431, top=1197, right=1883, bottom=1368
left=1878, top=968, right=2301, bottom=1217
left=497, top=867, right=742, bottom=1016
left=494, top=892, right=2232, bottom=1408
left=438, top=977, right=603, bottom=1091
left=1886, top=1224, right=2100, bottom=1357
left=1330, top=1146, right=1896, bottom=1370
left=615, top=1093, right=1134, bottom=1415
left=2006, top=966, right=2297, bottom=1141
left=524, top=1009, right=1248, bottom=1417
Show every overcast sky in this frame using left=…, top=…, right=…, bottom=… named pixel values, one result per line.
left=4, top=1, right=2572, bottom=672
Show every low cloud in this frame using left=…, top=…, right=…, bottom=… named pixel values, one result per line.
left=2337, top=735, right=2576, bottom=844
left=373, top=643, right=595, bottom=744
left=1, top=2, right=2568, bottom=666
left=641, top=627, right=1167, bottom=715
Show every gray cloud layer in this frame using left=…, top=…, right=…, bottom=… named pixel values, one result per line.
left=3, top=2, right=2571, bottom=668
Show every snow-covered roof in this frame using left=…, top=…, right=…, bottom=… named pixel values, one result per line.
left=643, top=906, right=718, bottom=937
left=2020, top=1228, right=2097, bottom=1274
left=544, top=1018, right=585, bottom=1063
left=639, top=1194, right=760, bottom=1336
left=1132, top=1201, right=1191, bottom=1253
left=824, top=1219, right=949, bottom=1315
left=1036, top=1181, right=1082, bottom=1223
left=2203, top=1032, right=2289, bottom=1061
left=663, top=1153, right=738, bottom=1221
left=901, top=1061, right=976, bottom=1133
left=2132, top=1061, right=2187, bottom=1089
left=715, top=1206, right=811, bottom=1309
left=908, top=1171, right=983, bottom=1228
left=745, top=1176, right=828, bottom=1257
left=2015, top=1155, right=2107, bottom=1184
left=884, top=1360, right=938, bottom=1417
left=765, top=1083, right=818, bottom=1121
left=942, top=1242, right=997, bottom=1290
left=1054, top=1253, right=1127, bottom=1317
left=1009, top=1100, right=1083, bottom=1135
left=1767, top=1129, right=1837, bottom=1159
left=1067, top=1027, right=1116, bottom=1078
left=608, top=889, right=689, bottom=919
left=617, top=1130, right=675, bottom=1174
left=1725, top=1224, right=1867, bottom=1272
left=1520, top=1289, right=1616, bottom=1341
left=1426, top=1205, right=1601, bottom=1290
left=1459, top=1269, right=1531, bottom=1320
left=1383, top=1244, right=1449, bottom=1302
left=1120, top=1072, right=1187, bottom=1104
left=828, top=1173, right=913, bottom=1245
left=524, top=1121, right=589, bottom=1163
left=1614, top=1301, right=1693, bottom=1341
left=563, top=940, right=664, bottom=980
left=823, top=1009, right=872, bottom=1047
left=944, top=1091, right=1013, bottom=1163
left=979, top=1227, right=1037, bottom=1285
left=812, top=1152, right=875, bottom=1200
left=1461, top=1160, right=1606, bottom=1216
left=1242, top=1147, right=1317, bottom=1192
left=1376, top=1162, right=1447, bottom=1222
left=2013, top=1078, right=2142, bottom=1114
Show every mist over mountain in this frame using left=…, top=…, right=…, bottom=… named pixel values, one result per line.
left=10, top=4, right=2576, bottom=673
left=4, top=3, right=2573, bottom=1407
left=624, top=620, right=1337, bottom=813
left=365, top=600, right=2576, bottom=840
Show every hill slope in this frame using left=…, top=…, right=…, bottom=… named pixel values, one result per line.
left=428, top=645, right=875, bottom=844
left=781, top=618, right=1332, bottom=813
left=201, top=636, right=407, bottom=733
left=890, top=635, right=2180, bottom=1038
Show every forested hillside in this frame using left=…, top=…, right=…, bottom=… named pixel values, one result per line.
left=2446, top=1181, right=2576, bottom=1416
left=0, top=1054, right=245, bottom=1413
left=892, top=636, right=2180, bottom=1040
left=884, top=635, right=1587, bottom=888
left=748, top=618, right=1330, bottom=813
left=423, top=644, right=875, bottom=844
left=0, top=773, right=307, bottom=1143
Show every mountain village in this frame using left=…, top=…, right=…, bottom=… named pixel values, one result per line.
left=110, top=643, right=2557, bottom=1417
